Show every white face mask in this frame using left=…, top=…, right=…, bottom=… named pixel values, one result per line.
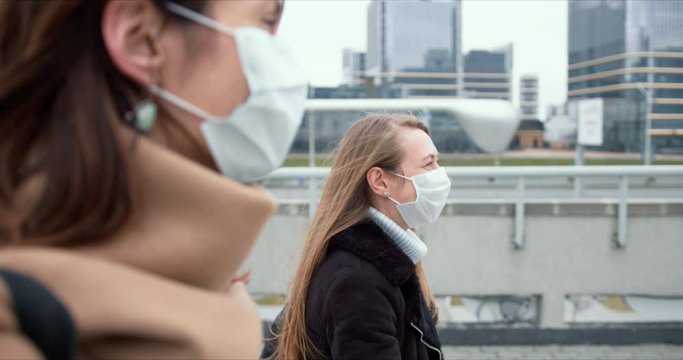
left=386, top=167, right=452, bottom=228
left=151, top=2, right=308, bottom=183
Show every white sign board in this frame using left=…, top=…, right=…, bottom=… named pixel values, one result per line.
left=577, top=98, right=604, bottom=146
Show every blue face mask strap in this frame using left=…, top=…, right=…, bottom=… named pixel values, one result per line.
left=164, top=2, right=234, bottom=36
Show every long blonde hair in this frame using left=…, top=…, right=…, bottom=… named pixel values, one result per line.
left=273, top=113, right=439, bottom=359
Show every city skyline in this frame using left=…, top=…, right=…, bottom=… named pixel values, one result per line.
left=564, top=0, right=683, bottom=154
left=278, top=0, right=567, bottom=119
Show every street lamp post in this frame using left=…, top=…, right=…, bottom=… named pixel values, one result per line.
left=634, top=83, right=653, bottom=165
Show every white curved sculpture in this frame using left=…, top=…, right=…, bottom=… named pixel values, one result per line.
left=304, top=98, right=520, bottom=153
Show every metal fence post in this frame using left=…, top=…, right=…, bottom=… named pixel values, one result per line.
left=616, top=175, right=629, bottom=248
left=308, top=112, right=317, bottom=218
left=574, top=145, right=584, bottom=198
left=514, top=176, right=525, bottom=249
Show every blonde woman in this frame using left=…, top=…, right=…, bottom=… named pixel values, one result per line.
left=264, top=114, right=451, bottom=359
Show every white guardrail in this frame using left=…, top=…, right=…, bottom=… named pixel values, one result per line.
left=267, top=166, right=683, bottom=250
left=270, top=99, right=683, bottom=250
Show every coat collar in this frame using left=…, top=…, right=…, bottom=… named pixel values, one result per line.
left=329, top=220, right=415, bottom=286
left=329, top=220, right=442, bottom=351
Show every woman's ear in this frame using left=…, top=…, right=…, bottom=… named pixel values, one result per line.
left=366, top=167, right=390, bottom=197
left=101, top=0, right=165, bottom=87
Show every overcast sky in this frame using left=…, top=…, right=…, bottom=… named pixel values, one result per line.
left=278, top=0, right=568, bottom=119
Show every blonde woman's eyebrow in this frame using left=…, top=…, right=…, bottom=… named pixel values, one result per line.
left=422, top=153, right=438, bottom=162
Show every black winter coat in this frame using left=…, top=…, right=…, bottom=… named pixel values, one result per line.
left=262, top=220, right=442, bottom=360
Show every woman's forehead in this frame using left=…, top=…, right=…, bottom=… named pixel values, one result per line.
left=398, top=127, right=437, bottom=162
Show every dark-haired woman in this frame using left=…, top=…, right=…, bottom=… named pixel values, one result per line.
left=0, top=0, right=306, bottom=357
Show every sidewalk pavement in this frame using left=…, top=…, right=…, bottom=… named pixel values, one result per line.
left=438, top=149, right=683, bottom=161
left=442, top=344, right=683, bottom=360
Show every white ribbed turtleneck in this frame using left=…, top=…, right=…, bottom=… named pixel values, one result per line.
left=368, top=207, right=428, bottom=264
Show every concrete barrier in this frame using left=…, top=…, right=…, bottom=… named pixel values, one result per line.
left=244, top=201, right=683, bottom=328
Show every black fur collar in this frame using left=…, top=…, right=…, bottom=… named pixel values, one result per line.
left=329, top=220, right=415, bottom=286
left=330, top=220, right=442, bottom=350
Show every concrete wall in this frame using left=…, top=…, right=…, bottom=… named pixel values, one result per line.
left=244, top=202, right=683, bottom=328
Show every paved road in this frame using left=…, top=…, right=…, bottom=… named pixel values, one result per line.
left=442, top=345, right=683, bottom=360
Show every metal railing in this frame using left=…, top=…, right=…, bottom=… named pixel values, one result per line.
left=266, top=165, right=683, bottom=249
left=273, top=99, right=683, bottom=249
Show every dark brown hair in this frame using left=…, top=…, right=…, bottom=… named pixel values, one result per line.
left=0, top=0, right=206, bottom=246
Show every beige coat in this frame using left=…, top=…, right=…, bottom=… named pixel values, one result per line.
left=74, top=130, right=277, bottom=290
left=0, top=128, right=278, bottom=358
left=1, top=127, right=276, bottom=290
left=0, top=247, right=262, bottom=359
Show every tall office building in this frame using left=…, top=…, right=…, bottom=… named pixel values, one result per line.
left=342, top=49, right=366, bottom=86
left=367, top=0, right=462, bottom=97
left=514, top=74, right=544, bottom=149
left=306, top=0, right=508, bottom=153
left=568, top=0, right=683, bottom=153
left=463, top=45, right=513, bottom=101
left=520, top=74, right=539, bottom=120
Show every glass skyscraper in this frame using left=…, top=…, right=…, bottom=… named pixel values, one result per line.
left=568, top=0, right=683, bottom=153
left=367, top=0, right=462, bottom=97
left=342, top=49, right=366, bottom=86
left=462, top=45, right=513, bottom=101
left=301, top=0, right=511, bottom=154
